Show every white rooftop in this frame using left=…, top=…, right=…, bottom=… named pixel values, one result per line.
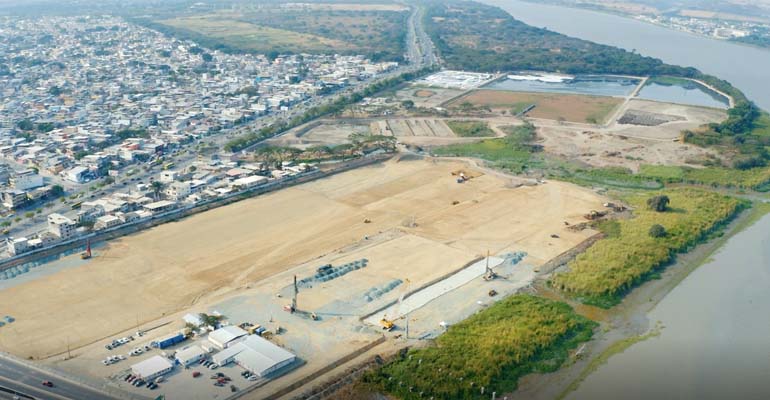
left=208, top=325, right=247, bottom=347
left=131, top=355, right=173, bottom=378
left=175, top=345, right=205, bottom=364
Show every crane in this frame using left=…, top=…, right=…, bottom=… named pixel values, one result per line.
left=283, top=275, right=318, bottom=320
left=380, top=279, right=411, bottom=331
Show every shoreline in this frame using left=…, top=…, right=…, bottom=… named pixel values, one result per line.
left=510, top=0, right=770, bottom=54
left=508, top=200, right=770, bottom=400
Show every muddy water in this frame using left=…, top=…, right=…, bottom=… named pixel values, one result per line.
left=565, top=214, right=770, bottom=400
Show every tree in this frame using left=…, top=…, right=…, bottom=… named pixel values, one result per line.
left=401, top=100, right=415, bottom=109
left=17, top=119, right=34, bottom=131
left=649, top=224, right=667, bottom=238
left=198, top=313, right=223, bottom=329
left=647, top=195, right=670, bottom=212
left=150, top=181, right=165, bottom=200
left=50, top=185, right=64, bottom=197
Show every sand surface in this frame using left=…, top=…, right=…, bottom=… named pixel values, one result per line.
left=0, top=159, right=604, bottom=358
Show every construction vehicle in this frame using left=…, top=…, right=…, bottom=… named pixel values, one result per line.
left=482, top=251, right=498, bottom=281
left=379, top=279, right=411, bottom=331
left=283, top=275, right=320, bottom=321
left=81, top=239, right=92, bottom=259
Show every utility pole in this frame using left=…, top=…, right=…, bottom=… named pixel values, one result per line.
left=291, top=275, right=298, bottom=312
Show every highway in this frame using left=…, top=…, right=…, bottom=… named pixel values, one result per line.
left=0, top=354, right=120, bottom=400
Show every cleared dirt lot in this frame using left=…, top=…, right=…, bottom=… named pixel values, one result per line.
left=450, top=90, right=623, bottom=124
left=266, top=120, right=371, bottom=149
left=0, top=159, right=605, bottom=359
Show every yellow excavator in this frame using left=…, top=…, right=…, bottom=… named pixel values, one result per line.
left=380, top=279, right=411, bottom=331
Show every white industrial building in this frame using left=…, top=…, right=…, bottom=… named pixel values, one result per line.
left=174, top=345, right=206, bottom=367
left=208, top=325, right=248, bottom=349
left=211, top=335, right=295, bottom=377
left=131, top=355, right=174, bottom=380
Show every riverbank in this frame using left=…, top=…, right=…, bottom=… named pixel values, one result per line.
left=509, top=200, right=770, bottom=400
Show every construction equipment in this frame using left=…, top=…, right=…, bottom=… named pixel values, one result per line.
left=380, top=279, right=411, bottom=331
left=81, top=239, right=92, bottom=259
left=488, top=289, right=498, bottom=297
left=482, top=251, right=498, bottom=281
left=283, top=275, right=320, bottom=321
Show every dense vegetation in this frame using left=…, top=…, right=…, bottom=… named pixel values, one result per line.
left=639, top=164, right=770, bottom=191
left=363, top=295, right=596, bottom=399
left=224, top=67, right=435, bottom=152
left=445, top=120, right=495, bottom=137
left=551, top=189, right=747, bottom=307
left=432, top=122, right=539, bottom=173
left=136, top=6, right=407, bottom=61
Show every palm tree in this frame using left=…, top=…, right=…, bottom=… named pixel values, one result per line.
left=150, top=181, right=165, bottom=201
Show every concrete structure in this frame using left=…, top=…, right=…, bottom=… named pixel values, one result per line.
left=131, top=355, right=174, bottom=380
left=174, top=345, right=206, bottom=367
left=11, top=172, right=44, bottom=191
left=164, top=181, right=191, bottom=200
left=231, top=175, right=268, bottom=189
left=94, top=215, right=121, bottom=230
left=7, top=237, right=29, bottom=256
left=47, top=213, right=77, bottom=240
left=211, top=335, right=295, bottom=377
left=143, top=200, right=176, bottom=213
left=159, top=170, right=179, bottom=183
left=64, top=166, right=88, bottom=183
left=208, top=326, right=248, bottom=349
left=2, top=189, right=28, bottom=209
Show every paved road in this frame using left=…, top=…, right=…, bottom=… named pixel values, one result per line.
left=0, top=355, right=120, bottom=400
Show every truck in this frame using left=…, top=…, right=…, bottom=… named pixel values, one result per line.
left=152, top=333, right=185, bottom=349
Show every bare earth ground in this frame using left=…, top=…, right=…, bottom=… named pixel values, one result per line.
left=266, top=120, right=371, bottom=149
left=533, top=98, right=727, bottom=170
left=0, top=159, right=605, bottom=365
left=450, top=90, right=624, bottom=124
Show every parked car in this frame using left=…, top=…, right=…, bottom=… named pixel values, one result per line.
left=192, top=371, right=201, bottom=378
left=41, top=381, right=54, bottom=387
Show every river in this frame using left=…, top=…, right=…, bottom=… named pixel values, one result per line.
left=484, top=0, right=770, bottom=111
left=481, top=1, right=770, bottom=398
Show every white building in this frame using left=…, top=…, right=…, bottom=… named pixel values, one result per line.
left=208, top=326, right=248, bottom=349
left=131, top=355, right=174, bottom=380
left=174, top=345, right=206, bottom=367
left=231, top=175, right=268, bottom=190
left=159, top=170, right=179, bottom=183
left=212, top=335, right=295, bottom=377
left=164, top=181, right=191, bottom=200
left=47, top=213, right=77, bottom=240
left=183, top=313, right=204, bottom=327
left=94, top=215, right=121, bottom=230
left=7, top=237, right=29, bottom=256
left=64, top=166, right=89, bottom=183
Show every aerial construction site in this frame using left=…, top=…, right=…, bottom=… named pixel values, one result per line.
left=0, top=156, right=606, bottom=399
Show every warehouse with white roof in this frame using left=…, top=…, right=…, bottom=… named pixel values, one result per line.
left=175, top=345, right=207, bottom=367
left=131, top=355, right=174, bottom=380
left=208, top=325, right=248, bottom=349
left=212, top=335, right=295, bottom=377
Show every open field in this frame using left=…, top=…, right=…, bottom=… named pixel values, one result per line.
left=282, top=3, right=408, bottom=11
left=157, top=15, right=353, bottom=53
left=450, top=90, right=623, bottom=124
left=0, top=159, right=606, bottom=360
left=266, top=120, right=372, bottom=149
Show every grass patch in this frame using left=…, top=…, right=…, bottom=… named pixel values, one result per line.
left=362, top=294, right=597, bottom=399
left=446, top=120, right=495, bottom=137
left=432, top=122, right=537, bottom=173
left=550, top=188, right=747, bottom=307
